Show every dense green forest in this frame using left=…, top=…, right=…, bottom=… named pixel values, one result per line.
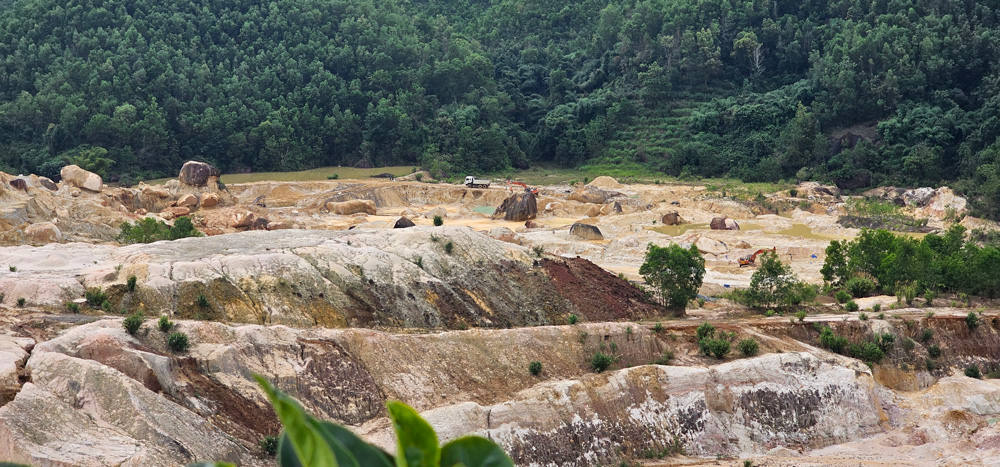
left=1, top=0, right=999, bottom=216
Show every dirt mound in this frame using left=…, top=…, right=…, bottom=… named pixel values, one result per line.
left=541, top=257, right=663, bottom=320
left=587, top=176, right=621, bottom=189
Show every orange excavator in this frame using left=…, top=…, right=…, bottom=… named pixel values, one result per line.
left=738, top=247, right=776, bottom=267
left=508, top=181, right=539, bottom=195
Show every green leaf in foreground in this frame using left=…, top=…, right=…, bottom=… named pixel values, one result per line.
left=317, top=421, right=394, bottom=467
left=254, top=375, right=338, bottom=467
left=440, top=436, right=515, bottom=467
left=387, top=400, right=440, bottom=467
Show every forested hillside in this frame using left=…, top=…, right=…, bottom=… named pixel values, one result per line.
left=1, top=0, right=999, bottom=216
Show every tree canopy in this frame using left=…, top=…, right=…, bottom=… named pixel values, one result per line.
left=0, top=0, right=999, bottom=218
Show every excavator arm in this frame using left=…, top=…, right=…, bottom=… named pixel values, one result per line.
left=738, top=247, right=776, bottom=267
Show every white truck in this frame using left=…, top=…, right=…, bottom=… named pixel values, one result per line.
left=464, top=176, right=490, bottom=188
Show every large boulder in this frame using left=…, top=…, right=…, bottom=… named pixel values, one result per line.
left=231, top=211, right=255, bottom=228
left=661, top=211, right=683, bottom=225
left=25, top=223, right=62, bottom=243
left=568, top=186, right=617, bottom=204
left=178, top=161, right=220, bottom=187
left=60, top=165, right=103, bottom=192
left=903, top=187, right=935, bottom=207
left=0, top=336, right=31, bottom=404
left=570, top=222, right=604, bottom=240
left=266, top=221, right=291, bottom=231
left=200, top=193, right=220, bottom=208
left=423, top=207, right=447, bottom=219
left=486, top=227, right=520, bottom=245
left=9, top=179, right=27, bottom=192
left=710, top=217, right=739, bottom=230
left=176, top=194, right=199, bottom=207
left=393, top=217, right=415, bottom=229
left=926, top=187, right=968, bottom=218
left=326, top=200, right=377, bottom=216
left=38, top=177, right=57, bottom=191
left=493, top=191, right=537, bottom=222
left=160, top=206, right=191, bottom=220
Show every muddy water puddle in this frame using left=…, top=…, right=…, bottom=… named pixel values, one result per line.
left=473, top=205, right=495, bottom=215
left=648, top=222, right=839, bottom=241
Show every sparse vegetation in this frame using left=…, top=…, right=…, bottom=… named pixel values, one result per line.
left=529, top=361, right=542, bottom=376
left=531, top=245, right=545, bottom=258
left=928, top=344, right=942, bottom=359
left=101, top=300, right=112, bottom=313
left=8, top=265, right=15, bottom=272
left=85, top=287, right=107, bottom=307
left=872, top=303, right=882, bottom=313
left=66, top=302, right=79, bottom=313
left=122, top=312, right=144, bottom=335
left=846, top=301, right=860, bottom=312
left=834, top=290, right=851, bottom=304
left=196, top=293, right=210, bottom=308
left=967, top=311, right=981, bottom=330
left=655, top=349, right=675, bottom=365
left=167, top=332, right=190, bottom=352
left=590, top=351, right=614, bottom=373
left=327, top=173, right=339, bottom=180
left=653, top=322, right=663, bottom=332
left=845, top=277, right=876, bottom=298
left=444, top=241, right=454, bottom=254
left=740, top=253, right=816, bottom=309
left=127, top=275, right=137, bottom=292
left=924, top=290, right=935, bottom=306
left=737, top=338, right=759, bottom=357
left=158, top=315, right=174, bottom=333
left=16, top=297, right=25, bottom=307
left=921, top=328, right=934, bottom=342
left=433, top=215, right=444, bottom=227
left=118, top=216, right=202, bottom=244
left=966, top=365, right=982, bottom=379
left=259, top=435, right=279, bottom=457
left=795, top=311, right=807, bottom=322
left=568, top=314, right=579, bottom=325
left=877, top=312, right=885, bottom=320
left=902, top=337, right=915, bottom=352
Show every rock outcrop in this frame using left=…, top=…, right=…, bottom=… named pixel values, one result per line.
left=493, top=191, right=537, bottom=221
left=60, top=165, right=103, bottom=192
left=570, top=222, right=603, bottom=240
left=326, top=200, right=377, bottom=215
left=661, top=211, right=683, bottom=225
left=710, top=216, right=740, bottom=230
left=393, top=216, right=415, bottom=228
left=24, top=222, right=61, bottom=243
left=178, top=161, right=220, bottom=187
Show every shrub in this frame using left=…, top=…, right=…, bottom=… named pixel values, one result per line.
left=789, top=189, right=798, bottom=197
left=327, top=173, right=339, bottom=180
left=122, top=312, right=144, bottom=335
left=928, top=344, right=942, bottom=358
left=850, top=341, right=885, bottom=364
left=877, top=312, right=885, bottom=320
left=926, top=358, right=937, bottom=371
left=101, top=300, right=112, bottom=313
left=737, top=338, right=760, bottom=357
left=158, top=315, right=174, bottom=332
left=921, top=328, right=934, bottom=342
left=66, top=302, right=80, bottom=313
left=655, top=349, right=674, bottom=365
left=118, top=216, right=202, bottom=244
left=531, top=245, right=545, bottom=257
left=858, top=311, right=867, bottom=320
left=958, top=292, right=970, bottom=307
left=444, top=241, right=454, bottom=254
left=653, top=322, right=663, bottom=332
left=902, top=337, right=915, bottom=352
left=8, top=265, right=15, bottom=272
left=696, top=322, right=716, bottom=341
left=590, top=351, right=614, bottom=372
left=872, top=303, right=882, bottom=313
left=967, top=311, right=981, bottom=330
left=259, top=435, right=279, bottom=456
left=876, top=332, right=895, bottom=352
left=764, top=309, right=775, bottom=317
left=415, top=173, right=423, bottom=181
left=703, top=339, right=731, bottom=359
left=568, top=314, right=579, bottom=325
left=16, top=297, right=25, bottom=307
left=924, top=289, right=935, bottom=305
left=845, top=277, right=876, bottom=298
left=196, top=293, right=210, bottom=308
left=834, top=290, right=851, bottom=304
left=528, top=361, right=542, bottom=376
left=85, top=287, right=107, bottom=307
left=846, top=300, right=859, bottom=312
left=745, top=253, right=800, bottom=309
left=795, top=311, right=807, bottom=322
left=433, top=215, right=444, bottom=226
left=966, top=365, right=982, bottom=379
left=167, top=332, right=190, bottom=352
left=127, top=275, right=137, bottom=292
left=819, top=326, right=849, bottom=354
left=639, top=243, right=705, bottom=313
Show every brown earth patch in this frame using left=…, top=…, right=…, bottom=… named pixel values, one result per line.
left=541, top=257, right=664, bottom=321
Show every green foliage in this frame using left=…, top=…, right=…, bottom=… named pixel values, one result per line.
left=531, top=245, right=545, bottom=258
left=928, top=344, right=942, bottom=359
left=528, top=361, right=542, bottom=376
left=966, top=365, right=982, bottom=379
left=924, top=290, right=936, bottom=305
left=795, top=311, right=807, bottom=322
left=744, top=253, right=800, bottom=309
left=7, top=265, right=15, bottom=272
left=967, top=311, right=981, bottom=330
left=15, top=297, right=25, bottom=307
left=639, top=243, right=705, bottom=313
left=158, top=315, right=174, bottom=333
left=834, top=290, right=851, bottom=304
left=921, top=328, right=934, bottom=342
left=260, top=435, right=279, bottom=457
left=167, top=332, right=190, bottom=352
left=127, top=275, right=137, bottom=292
left=845, top=277, right=876, bottom=298
left=737, top=338, right=759, bottom=357
left=66, top=302, right=79, bottom=313
left=846, top=301, right=860, bottom=312
left=818, top=326, right=849, bottom=355
left=118, top=217, right=202, bottom=244
left=122, top=312, right=144, bottom=335
left=196, top=293, right=210, bottom=309
left=702, top=339, right=731, bottom=359
left=568, top=314, right=579, bottom=325
left=875, top=333, right=895, bottom=353
left=902, top=337, right=915, bottom=352
left=327, top=174, right=339, bottom=180
left=653, top=322, right=663, bottom=332
left=590, top=352, right=614, bottom=373
left=849, top=341, right=885, bottom=365
left=101, top=300, right=112, bottom=313
left=872, top=303, right=882, bottom=313
left=696, top=322, right=715, bottom=341
left=85, top=287, right=107, bottom=307
left=654, top=349, right=674, bottom=365
left=695, top=322, right=731, bottom=359
left=444, top=241, right=454, bottom=254
left=433, top=216, right=444, bottom=227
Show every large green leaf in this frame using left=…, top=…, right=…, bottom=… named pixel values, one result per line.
left=277, top=432, right=303, bottom=467
left=310, top=419, right=360, bottom=467
left=317, top=420, right=394, bottom=467
left=440, top=436, right=514, bottom=467
left=386, top=400, right=439, bottom=467
left=255, top=376, right=338, bottom=467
